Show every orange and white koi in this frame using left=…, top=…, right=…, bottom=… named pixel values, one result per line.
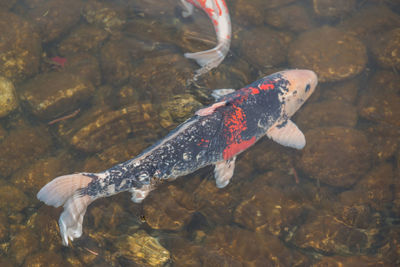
left=180, top=0, right=231, bottom=78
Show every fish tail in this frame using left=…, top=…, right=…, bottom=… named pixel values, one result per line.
left=37, top=173, right=95, bottom=246
left=185, top=42, right=228, bottom=76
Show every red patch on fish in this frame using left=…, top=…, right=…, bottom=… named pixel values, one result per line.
left=223, top=136, right=256, bottom=160
left=222, top=105, right=255, bottom=160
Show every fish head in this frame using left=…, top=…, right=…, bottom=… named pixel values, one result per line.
left=279, top=69, right=318, bottom=117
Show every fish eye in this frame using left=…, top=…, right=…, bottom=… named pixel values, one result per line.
left=305, top=83, right=311, bottom=92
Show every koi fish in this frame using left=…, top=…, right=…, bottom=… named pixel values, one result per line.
left=180, top=0, right=231, bottom=78
left=37, top=69, right=317, bottom=246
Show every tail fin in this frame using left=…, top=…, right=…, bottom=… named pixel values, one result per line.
left=37, top=173, right=94, bottom=246
left=184, top=42, right=228, bottom=77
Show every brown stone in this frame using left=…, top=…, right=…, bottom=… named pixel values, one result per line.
left=115, top=230, right=170, bottom=267
left=0, top=10, right=41, bottom=82
left=0, top=126, right=51, bottom=177
left=57, top=103, right=157, bottom=153
left=65, top=53, right=102, bottom=87
left=20, top=72, right=95, bottom=120
left=370, top=28, right=400, bottom=70
left=129, top=52, right=193, bottom=101
left=240, top=27, right=292, bottom=69
left=0, top=76, right=18, bottom=118
left=288, top=26, right=367, bottom=82
left=313, top=0, right=356, bottom=19
left=320, top=76, right=360, bottom=103
left=83, top=0, right=126, bottom=32
left=234, top=0, right=298, bottom=26
left=21, top=0, right=83, bottom=43
left=296, top=100, right=358, bottom=130
left=299, top=127, right=371, bottom=187
left=292, top=214, right=370, bottom=254
left=143, top=185, right=193, bottom=231
left=358, top=71, right=400, bottom=127
left=58, top=25, right=109, bottom=55
left=339, top=5, right=400, bottom=41
left=10, top=228, right=39, bottom=265
left=265, top=4, right=315, bottom=32
left=11, top=153, right=74, bottom=198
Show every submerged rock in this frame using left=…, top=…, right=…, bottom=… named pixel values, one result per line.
left=20, top=72, right=95, bottom=121
left=0, top=10, right=41, bottom=82
left=234, top=0, right=298, bottom=26
left=296, top=100, right=358, bottom=130
left=340, top=163, right=394, bottom=212
left=10, top=228, right=39, bottom=265
left=314, top=255, right=387, bottom=266
left=0, top=126, right=51, bottom=177
left=58, top=24, right=109, bottom=55
left=11, top=154, right=74, bottom=198
left=83, top=0, right=126, bottom=32
left=320, top=76, right=360, bottom=103
left=234, top=181, right=306, bottom=237
left=339, top=5, right=400, bottom=41
left=299, top=127, right=371, bottom=188
left=292, top=213, right=371, bottom=255
left=57, top=103, right=157, bottom=153
left=239, top=27, right=292, bottom=69
left=24, top=251, right=64, bottom=267
left=0, top=185, right=30, bottom=212
left=20, top=0, right=83, bottom=43
left=370, top=28, right=400, bottom=70
left=264, top=4, right=315, bottom=32
left=288, top=26, right=367, bottom=82
left=160, top=94, right=202, bottom=126
left=0, top=77, right=18, bottom=118
left=358, top=71, right=400, bottom=127
left=204, top=225, right=310, bottom=266
left=143, top=185, right=194, bottom=231
left=115, top=230, right=170, bottom=267
left=312, top=0, right=356, bottom=19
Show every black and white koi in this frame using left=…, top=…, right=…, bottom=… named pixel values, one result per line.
left=37, top=69, right=318, bottom=246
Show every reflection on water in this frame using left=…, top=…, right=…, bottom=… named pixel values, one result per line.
left=0, top=0, right=399, bottom=266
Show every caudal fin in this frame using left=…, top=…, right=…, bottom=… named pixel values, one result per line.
left=185, top=42, right=228, bottom=77
left=37, top=173, right=94, bottom=246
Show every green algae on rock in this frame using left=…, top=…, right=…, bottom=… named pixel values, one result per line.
left=0, top=77, right=18, bottom=118
left=115, top=230, right=170, bottom=267
left=0, top=10, right=41, bottom=83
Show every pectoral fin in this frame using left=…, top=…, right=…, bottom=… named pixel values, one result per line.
left=267, top=120, right=306, bottom=149
left=214, top=156, right=236, bottom=188
left=196, top=101, right=227, bottom=116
